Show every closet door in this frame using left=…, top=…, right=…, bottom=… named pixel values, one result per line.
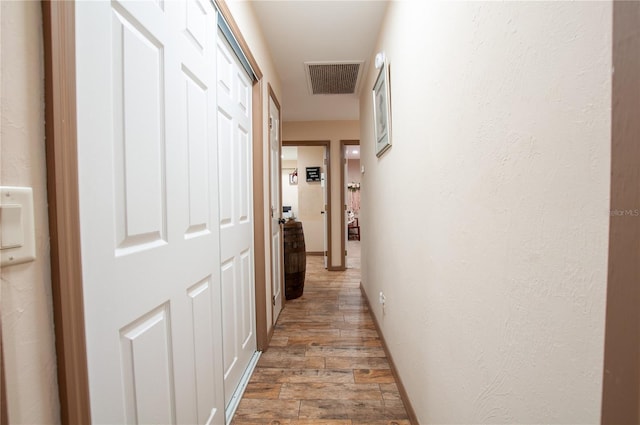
left=216, top=33, right=257, bottom=408
left=75, top=1, right=224, bottom=423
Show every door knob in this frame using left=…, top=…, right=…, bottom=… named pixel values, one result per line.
left=320, top=211, right=325, bottom=214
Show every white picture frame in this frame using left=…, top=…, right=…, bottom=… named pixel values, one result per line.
left=372, top=62, right=391, bottom=157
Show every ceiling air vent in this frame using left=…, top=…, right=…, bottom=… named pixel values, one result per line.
left=305, top=61, right=365, bottom=95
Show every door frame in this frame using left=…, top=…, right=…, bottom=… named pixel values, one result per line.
left=267, top=84, right=285, bottom=326
left=1, top=319, right=7, bottom=425
left=601, top=0, right=640, bottom=421
left=41, top=1, right=268, bottom=422
left=282, top=140, right=332, bottom=268
left=339, top=140, right=359, bottom=271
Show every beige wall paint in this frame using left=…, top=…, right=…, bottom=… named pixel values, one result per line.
left=225, top=0, right=283, bottom=333
left=283, top=121, right=359, bottom=268
left=0, top=2, right=60, bottom=424
left=360, top=2, right=612, bottom=423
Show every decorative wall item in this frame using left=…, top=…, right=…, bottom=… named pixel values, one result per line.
left=373, top=58, right=391, bottom=157
left=306, top=167, right=321, bottom=182
left=289, top=168, right=298, bottom=185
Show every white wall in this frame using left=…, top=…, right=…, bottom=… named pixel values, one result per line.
left=0, top=2, right=60, bottom=424
left=360, top=2, right=612, bottom=423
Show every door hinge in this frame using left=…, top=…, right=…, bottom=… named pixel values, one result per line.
left=324, top=204, right=328, bottom=211
left=345, top=250, right=348, bottom=256
left=272, top=295, right=276, bottom=306
left=344, top=158, right=347, bottom=164
left=324, top=158, right=327, bottom=165
left=344, top=204, right=347, bottom=211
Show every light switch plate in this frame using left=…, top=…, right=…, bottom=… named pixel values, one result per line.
left=1, top=186, right=36, bottom=267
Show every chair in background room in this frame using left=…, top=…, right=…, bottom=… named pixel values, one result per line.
left=348, top=218, right=360, bottom=241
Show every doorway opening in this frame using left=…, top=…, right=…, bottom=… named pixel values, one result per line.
left=281, top=141, right=331, bottom=269
left=341, top=140, right=360, bottom=269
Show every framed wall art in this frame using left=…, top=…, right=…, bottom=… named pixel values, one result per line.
left=372, top=60, right=391, bottom=157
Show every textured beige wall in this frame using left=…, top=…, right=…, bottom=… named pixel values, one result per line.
left=0, top=2, right=60, bottom=423
left=283, top=120, right=359, bottom=268
left=360, top=2, right=612, bottom=423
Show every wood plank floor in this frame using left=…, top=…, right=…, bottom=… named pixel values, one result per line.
left=231, top=241, right=411, bottom=425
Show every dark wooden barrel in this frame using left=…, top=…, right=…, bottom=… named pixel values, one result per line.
left=283, top=220, right=306, bottom=300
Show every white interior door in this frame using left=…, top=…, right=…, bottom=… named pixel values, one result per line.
left=75, top=1, right=224, bottom=424
left=216, top=33, right=257, bottom=408
left=269, top=95, right=284, bottom=321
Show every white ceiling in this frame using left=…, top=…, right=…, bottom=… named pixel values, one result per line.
left=250, top=0, right=389, bottom=122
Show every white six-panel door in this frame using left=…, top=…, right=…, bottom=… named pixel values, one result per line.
left=269, top=95, right=284, bottom=321
left=216, top=34, right=257, bottom=408
left=76, top=1, right=225, bottom=423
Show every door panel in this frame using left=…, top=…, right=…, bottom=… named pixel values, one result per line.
left=120, top=304, right=174, bottom=425
left=113, top=4, right=167, bottom=253
left=269, top=94, right=284, bottom=321
left=76, top=1, right=224, bottom=423
left=184, top=72, right=210, bottom=236
left=216, top=34, right=257, bottom=408
left=240, top=249, right=253, bottom=347
left=187, top=276, right=217, bottom=424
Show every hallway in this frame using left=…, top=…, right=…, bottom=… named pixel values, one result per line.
left=231, top=242, right=411, bottom=424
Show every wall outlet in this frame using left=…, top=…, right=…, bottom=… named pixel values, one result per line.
left=379, top=291, right=386, bottom=305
